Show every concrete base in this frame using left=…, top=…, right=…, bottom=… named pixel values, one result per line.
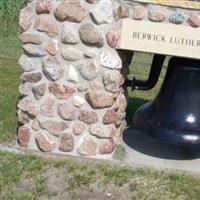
left=123, top=129, right=200, bottom=173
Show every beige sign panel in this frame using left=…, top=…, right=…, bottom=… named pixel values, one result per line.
left=134, top=0, right=200, bottom=9
left=119, top=19, right=200, bottom=59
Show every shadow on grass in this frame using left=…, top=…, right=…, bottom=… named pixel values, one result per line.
left=125, top=97, right=149, bottom=129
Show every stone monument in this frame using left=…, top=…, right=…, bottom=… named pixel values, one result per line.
left=17, top=0, right=200, bottom=158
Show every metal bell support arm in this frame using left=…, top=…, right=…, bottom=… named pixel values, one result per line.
left=124, top=54, right=166, bottom=91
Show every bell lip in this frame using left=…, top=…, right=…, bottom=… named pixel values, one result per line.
left=146, top=130, right=200, bottom=146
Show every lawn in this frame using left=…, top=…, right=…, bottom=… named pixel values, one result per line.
left=1, top=151, right=200, bottom=200
left=0, top=13, right=200, bottom=200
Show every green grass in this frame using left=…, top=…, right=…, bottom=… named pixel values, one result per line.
left=1, top=152, right=200, bottom=200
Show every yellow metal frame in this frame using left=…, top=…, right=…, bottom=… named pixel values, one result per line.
left=133, top=0, right=200, bottom=10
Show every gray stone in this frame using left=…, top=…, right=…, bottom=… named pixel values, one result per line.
left=78, top=61, right=99, bottom=81
left=40, top=97, right=55, bottom=117
left=32, top=83, right=46, bottom=100
left=57, top=103, right=77, bottom=121
left=79, top=23, right=104, bottom=47
left=169, top=9, right=185, bottom=25
left=42, top=56, right=62, bottom=81
left=19, top=55, right=41, bottom=72
left=78, top=83, right=89, bottom=92
left=103, top=70, right=121, bottom=93
left=19, top=82, right=32, bottom=96
left=20, top=33, right=42, bottom=44
left=61, top=25, right=79, bottom=44
left=91, top=0, right=114, bottom=24
left=148, top=5, right=168, bottom=22
left=61, top=47, right=82, bottom=61
left=23, top=44, right=47, bottom=57
left=39, top=120, right=70, bottom=136
left=59, top=133, right=74, bottom=152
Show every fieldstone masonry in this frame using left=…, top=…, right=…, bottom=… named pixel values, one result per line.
left=18, top=0, right=200, bottom=159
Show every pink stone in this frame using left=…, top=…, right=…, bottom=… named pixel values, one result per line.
left=20, top=72, right=43, bottom=83
left=39, top=120, right=70, bottom=137
left=59, top=132, right=74, bottom=152
left=99, top=140, right=115, bottom=154
left=35, top=132, right=56, bottom=152
left=187, top=12, right=200, bottom=28
left=19, top=7, right=34, bottom=31
left=57, top=103, right=77, bottom=121
left=18, top=126, right=31, bottom=147
left=34, top=14, right=59, bottom=38
left=103, top=109, right=117, bottom=125
left=85, top=90, right=115, bottom=109
left=40, top=97, right=55, bottom=117
left=78, top=110, right=98, bottom=125
left=72, top=122, right=86, bottom=135
left=45, top=40, right=59, bottom=55
left=36, top=0, right=51, bottom=14
left=17, top=96, right=38, bottom=117
left=106, top=26, right=120, bottom=48
left=54, top=0, right=86, bottom=22
left=133, top=6, right=147, bottom=20
left=78, top=137, right=97, bottom=156
left=49, top=83, right=76, bottom=100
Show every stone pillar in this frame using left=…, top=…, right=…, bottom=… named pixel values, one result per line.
left=17, top=0, right=128, bottom=159
left=17, top=0, right=200, bottom=158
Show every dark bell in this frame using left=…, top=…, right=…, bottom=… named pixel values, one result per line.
left=124, top=53, right=200, bottom=146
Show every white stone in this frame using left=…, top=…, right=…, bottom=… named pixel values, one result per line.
left=89, top=125, right=113, bottom=138
left=67, top=65, right=79, bottom=83
left=19, top=54, right=42, bottom=72
left=73, top=96, right=85, bottom=107
left=61, top=25, right=79, bottom=44
left=92, top=0, right=114, bottom=24
left=100, top=49, right=122, bottom=69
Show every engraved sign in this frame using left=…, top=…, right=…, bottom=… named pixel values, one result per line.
left=120, top=19, right=200, bottom=59
left=134, top=0, right=200, bottom=9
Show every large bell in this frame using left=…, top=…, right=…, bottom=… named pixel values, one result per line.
left=133, top=57, right=200, bottom=145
